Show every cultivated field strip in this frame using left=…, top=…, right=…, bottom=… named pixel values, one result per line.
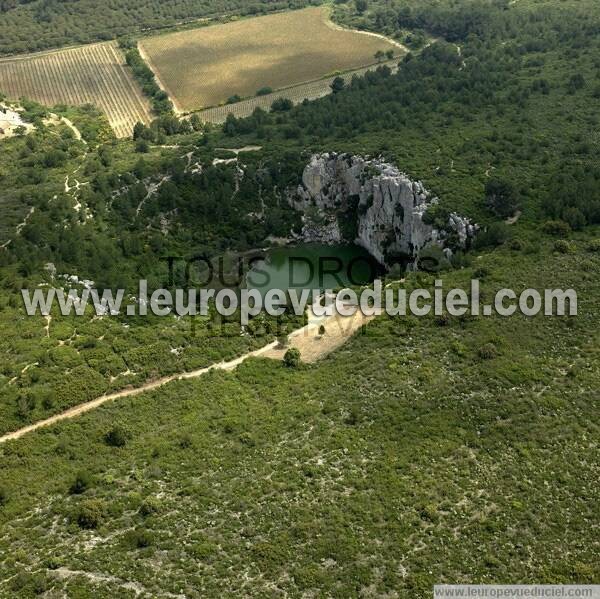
left=195, top=61, right=399, bottom=124
left=0, top=42, right=152, bottom=137
left=140, top=7, right=399, bottom=112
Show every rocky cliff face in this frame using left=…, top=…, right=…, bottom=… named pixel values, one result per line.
left=289, top=153, right=476, bottom=266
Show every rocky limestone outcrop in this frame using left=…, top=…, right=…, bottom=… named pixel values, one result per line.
left=289, top=153, right=477, bottom=266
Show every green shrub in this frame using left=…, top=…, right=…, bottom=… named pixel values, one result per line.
left=541, top=220, right=571, bottom=237
left=11, top=572, right=48, bottom=595
left=587, top=239, right=600, bottom=252
left=50, top=345, right=84, bottom=369
left=554, top=240, right=574, bottom=254
left=139, top=498, right=161, bottom=518
left=43, top=556, right=64, bottom=570
left=104, top=424, right=131, bottom=448
left=344, top=406, right=361, bottom=425
left=509, top=239, right=524, bottom=251
left=321, top=401, right=336, bottom=416
left=562, top=207, right=586, bottom=231
left=416, top=244, right=452, bottom=272
left=473, top=223, right=511, bottom=248
left=580, top=259, right=595, bottom=272
left=239, top=432, right=256, bottom=447
left=434, top=314, right=450, bottom=327
left=124, top=528, right=153, bottom=549
left=16, top=392, right=36, bottom=420
left=0, top=487, right=8, bottom=507
left=478, top=343, right=498, bottom=360
left=451, top=341, right=467, bottom=357
left=250, top=540, right=288, bottom=569
left=178, top=434, right=193, bottom=449
left=76, top=499, right=106, bottom=530
left=418, top=504, right=439, bottom=523
left=271, top=97, right=293, bottom=112
left=70, top=470, right=93, bottom=495
left=53, top=365, right=108, bottom=412
left=484, top=555, right=502, bottom=569
left=190, top=540, right=217, bottom=561
left=485, top=178, right=520, bottom=218
left=318, top=324, right=326, bottom=336
left=283, top=348, right=301, bottom=368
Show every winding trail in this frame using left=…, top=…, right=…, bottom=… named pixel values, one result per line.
left=325, top=14, right=409, bottom=54
left=0, top=301, right=373, bottom=444
left=0, top=341, right=280, bottom=444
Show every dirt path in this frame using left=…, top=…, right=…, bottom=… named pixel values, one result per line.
left=60, top=117, right=83, bottom=141
left=215, top=146, right=263, bottom=155
left=15, top=207, right=35, bottom=234
left=324, top=9, right=409, bottom=54
left=505, top=210, right=522, bottom=225
left=0, top=203, right=37, bottom=250
left=45, top=114, right=84, bottom=142
left=136, top=175, right=171, bottom=216
left=0, top=302, right=372, bottom=444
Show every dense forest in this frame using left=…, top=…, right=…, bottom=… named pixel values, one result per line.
left=0, top=0, right=318, bottom=55
left=0, top=116, right=304, bottom=293
left=2, top=0, right=599, bottom=292
left=223, top=0, right=600, bottom=229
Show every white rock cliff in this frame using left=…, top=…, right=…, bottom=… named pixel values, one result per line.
left=289, top=153, right=476, bottom=266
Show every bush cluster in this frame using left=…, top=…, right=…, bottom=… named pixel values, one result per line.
left=125, top=48, right=173, bottom=116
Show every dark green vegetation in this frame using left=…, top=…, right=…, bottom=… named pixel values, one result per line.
left=0, top=0, right=599, bottom=595
left=0, top=101, right=113, bottom=245
left=0, top=108, right=303, bottom=287
left=0, top=0, right=316, bottom=55
left=0, top=241, right=598, bottom=596
left=224, top=0, right=600, bottom=229
left=0, top=108, right=305, bottom=434
left=123, top=45, right=174, bottom=117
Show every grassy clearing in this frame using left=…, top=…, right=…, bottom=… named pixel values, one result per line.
left=0, top=42, right=152, bottom=138
left=139, top=7, right=399, bottom=112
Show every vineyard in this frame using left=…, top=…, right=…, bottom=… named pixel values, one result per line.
left=140, top=6, right=399, bottom=113
left=195, top=60, right=400, bottom=124
left=0, top=42, right=152, bottom=138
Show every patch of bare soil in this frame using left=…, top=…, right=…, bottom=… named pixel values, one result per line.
left=264, top=304, right=375, bottom=363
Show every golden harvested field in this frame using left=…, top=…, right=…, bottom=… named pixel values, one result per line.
left=0, top=42, right=152, bottom=138
left=139, top=7, right=401, bottom=112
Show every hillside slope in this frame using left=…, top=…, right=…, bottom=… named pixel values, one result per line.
left=0, top=242, right=598, bottom=596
